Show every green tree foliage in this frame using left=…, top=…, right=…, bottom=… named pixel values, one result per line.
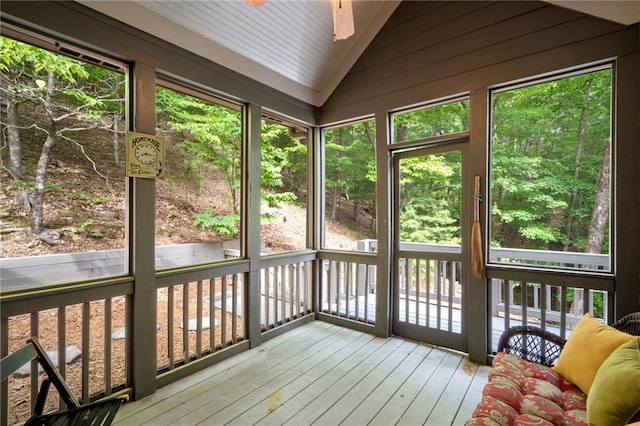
left=398, top=151, right=461, bottom=244
left=324, top=121, right=376, bottom=225
left=393, top=100, right=469, bottom=142
left=156, top=87, right=243, bottom=214
left=156, top=87, right=308, bottom=237
left=491, top=69, right=611, bottom=253
left=393, top=101, right=468, bottom=244
left=260, top=122, right=300, bottom=211
left=193, top=210, right=240, bottom=237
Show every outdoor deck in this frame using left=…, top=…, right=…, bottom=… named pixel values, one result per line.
left=113, top=320, right=490, bottom=426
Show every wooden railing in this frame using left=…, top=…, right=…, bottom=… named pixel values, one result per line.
left=319, top=251, right=377, bottom=325
left=487, top=247, right=613, bottom=350
left=0, top=242, right=613, bottom=424
left=155, top=269, right=247, bottom=374
left=490, top=247, right=609, bottom=271
left=0, top=242, right=241, bottom=291
left=488, top=278, right=613, bottom=352
left=491, top=281, right=609, bottom=326
left=260, top=256, right=314, bottom=331
left=1, top=278, right=133, bottom=426
left=320, top=241, right=613, bottom=349
left=1, top=250, right=315, bottom=425
left=396, top=249, right=462, bottom=333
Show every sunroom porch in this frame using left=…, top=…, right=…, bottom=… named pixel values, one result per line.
left=1, top=1, right=639, bottom=425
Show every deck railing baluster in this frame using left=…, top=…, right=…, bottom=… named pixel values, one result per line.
left=364, top=264, right=369, bottom=323
left=168, top=285, right=174, bottom=369
left=82, top=302, right=90, bottom=402
left=448, top=261, right=454, bottom=332
left=345, top=262, right=351, bottom=319
left=413, top=259, right=420, bottom=325
left=354, top=262, right=360, bottom=321
left=404, top=258, right=410, bottom=323
left=426, top=260, right=431, bottom=327
left=560, top=287, right=568, bottom=339
left=435, top=261, right=441, bottom=328
left=182, top=283, right=189, bottom=364
left=277, top=266, right=283, bottom=324
left=221, top=276, right=228, bottom=346
left=58, top=307, right=66, bottom=409
left=274, top=266, right=279, bottom=324
left=105, top=298, right=112, bottom=395
left=260, top=268, right=273, bottom=330
left=296, top=262, right=302, bottom=318
left=288, top=264, right=293, bottom=320
left=502, top=280, right=513, bottom=330
left=209, top=279, right=215, bottom=351
left=196, top=280, right=203, bottom=357
left=232, top=274, right=239, bottom=343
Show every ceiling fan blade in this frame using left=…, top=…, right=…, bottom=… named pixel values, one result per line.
left=332, top=0, right=355, bottom=41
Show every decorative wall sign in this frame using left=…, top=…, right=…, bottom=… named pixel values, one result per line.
left=125, top=132, right=165, bottom=178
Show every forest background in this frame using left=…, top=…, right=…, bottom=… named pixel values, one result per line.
left=1, top=36, right=611, bottom=286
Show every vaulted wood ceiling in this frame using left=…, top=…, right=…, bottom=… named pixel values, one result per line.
left=79, top=1, right=640, bottom=107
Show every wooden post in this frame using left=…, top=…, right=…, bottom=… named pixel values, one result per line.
left=246, top=104, right=263, bottom=347
left=374, top=110, right=392, bottom=337
left=129, top=62, right=157, bottom=399
left=310, top=126, right=321, bottom=317
left=467, top=87, right=489, bottom=363
left=615, top=51, right=640, bottom=317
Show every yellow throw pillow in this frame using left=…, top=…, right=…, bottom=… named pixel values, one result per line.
left=587, top=338, right=640, bottom=426
left=552, top=313, right=635, bottom=394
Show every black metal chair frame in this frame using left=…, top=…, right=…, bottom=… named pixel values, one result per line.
left=497, top=312, right=640, bottom=367
left=1, top=337, right=127, bottom=426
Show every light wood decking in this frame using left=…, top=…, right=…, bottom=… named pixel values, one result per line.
left=114, top=321, right=490, bottom=426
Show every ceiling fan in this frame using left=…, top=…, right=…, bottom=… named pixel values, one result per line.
left=245, top=0, right=355, bottom=42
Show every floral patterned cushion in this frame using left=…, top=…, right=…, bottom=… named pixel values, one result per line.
left=466, top=352, right=587, bottom=426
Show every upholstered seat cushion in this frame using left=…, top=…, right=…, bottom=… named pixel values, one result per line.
left=465, top=352, right=587, bottom=426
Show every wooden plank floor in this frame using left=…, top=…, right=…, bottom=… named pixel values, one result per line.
left=114, top=321, right=490, bottom=426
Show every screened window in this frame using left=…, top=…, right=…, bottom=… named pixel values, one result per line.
left=322, top=119, right=377, bottom=251
left=260, top=115, right=308, bottom=253
left=398, top=150, right=462, bottom=246
left=154, top=82, right=243, bottom=268
left=489, top=66, right=612, bottom=272
left=391, top=98, right=469, bottom=143
left=0, top=36, right=127, bottom=289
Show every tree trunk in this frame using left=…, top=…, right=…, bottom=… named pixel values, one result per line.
left=330, top=132, right=344, bottom=221
left=112, top=113, right=120, bottom=165
left=567, top=77, right=595, bottom=315
left=32, top=71, right=57, bottom=234
left=564, top=78, right=593, bottom=251
left=586, top=139, right=610, bottom=255
left=362, top=121, right=377, bottom=231
left=33, top=133, right=56, bottom=234
left=331, top=178, right=339, bottom=220
left=363, top=121, right=375, bottom=148
left=370, top=197, right=376, bottom=231
left=573, top=140, right=610, bottom=315
left=7, top=96, right=22, bottom=180
left=395, top=123, right=407, bottom=143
